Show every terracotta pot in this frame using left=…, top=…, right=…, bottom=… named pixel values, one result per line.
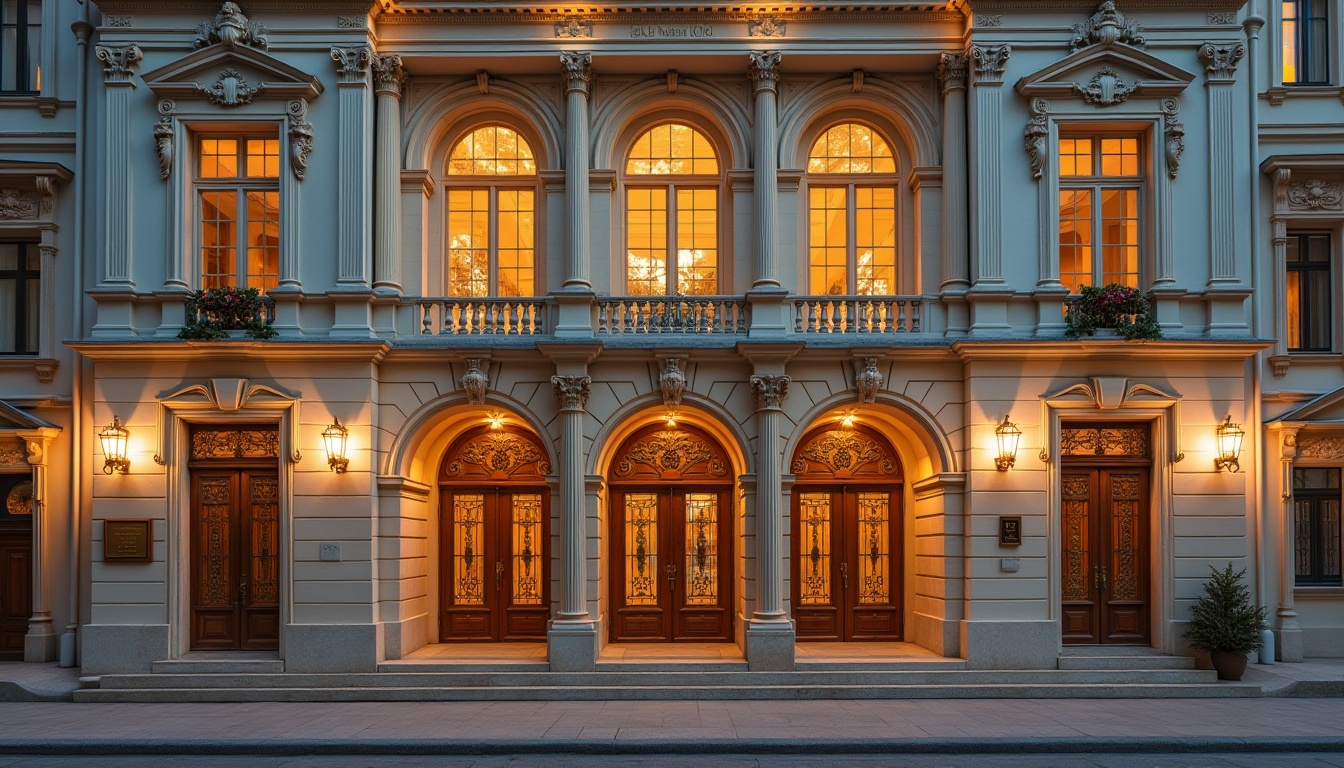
left=1209, top=651, right=1249, bottom=681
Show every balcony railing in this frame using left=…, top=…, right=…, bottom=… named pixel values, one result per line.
left=414, top=297, right=548, bottom=335
left=597, top=296, right=748, bottom=335
left=793, top=296, right=923, bottom=334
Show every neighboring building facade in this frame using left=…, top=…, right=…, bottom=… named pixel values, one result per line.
left=0, top=0, right=1340, bottom=677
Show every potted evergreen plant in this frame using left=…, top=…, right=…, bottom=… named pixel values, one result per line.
left=1182, top=563, right=1269, bottom=680
left=1065, top=283, right=1162, bottom=340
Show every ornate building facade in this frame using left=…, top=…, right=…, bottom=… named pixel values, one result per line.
left=0, top=0, right=1341, bottom=683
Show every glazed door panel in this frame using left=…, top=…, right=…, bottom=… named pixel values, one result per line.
left=793, top=488, right=902, bottom=641
left=190, top=471, right=280, bottom=650
left=610, top=488, right=732, bottom=642
left=1061, top=469, right=1150, bottom=645
left=439, top=489, right=549, bottom=642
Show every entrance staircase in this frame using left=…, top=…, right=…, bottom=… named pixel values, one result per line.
left=74, top=645, right=1259, bottom=702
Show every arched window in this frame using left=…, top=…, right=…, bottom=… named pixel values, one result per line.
left=445, top=125, right=537, bottom=297
left=806, top=123, right=898, bottom=296
left=624, top=123, right=721, bottom=296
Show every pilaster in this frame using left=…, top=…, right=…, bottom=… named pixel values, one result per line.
left=372, top=55, right=406, bottom=295
left=330, top=45, right=374, bottom=289
left=19, top=429, right=60, bottom=662
left=937, top=52, right=970, bottom=296
left=95, top=44, right=143, bottom=288
left=1269, top=422, right=1304, bottom=662
left=968, top=44, right=1009, bottom=287
left=1198, top=42, right=1244, bottom=288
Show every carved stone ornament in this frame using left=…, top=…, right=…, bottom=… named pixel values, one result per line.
left=337, top=16, right=365, bottom=29
left=615, top=430, right=727, bottom=478
left=555, top=18, right=593, bottom=38
left=153, top=99, right=175, bottom=181
left=975, top=14, right=1002, bottom=26
left=749, top=50, right=783, bottom=92
left=1287, top=179, right=1344, bottom=210
left=560, top=51, right=592, bottom=95
left=1162, top=98, right=1184, bottom=180
left=970, top=44, right=1011, bottom=81
left=1076, top=68, right=1133, bottom=106
left=1069, top=1, right=1145, bottom=51
left=749, top=17, right=786, bottom=37
left=1060, top=426, right=1151, bottom=457
left=200, top=68, right=260, bottom=106
left=0, top=188, right=38, bottom=219
left=191, top=427, right=281, bottom=460
left=1024, top=98, right=1049, bottom=180
left=5, top=480, right=33, bottom=516
left=446, top=432, right=550, bottom=478
left=854, top=358, right=883, bottom=404
left=1296, top=436, right=1344, bottom=459
left=552, top=374, right=591, bottom=411
left=331, top=45, right=372, bottom=83
left=0, top=439, right=26, bottom=465
left=95, top=44, right=142, bottom=82
left=195, top=2, right=269, bottom=50
left=937, top=52, right=968, bottom=91
left=659, top=359, right=687, bottom=407
left=1198, top=42, right=1245, bottom=79
left=750, top=374, right=790, bottom=410
left=791, top=429, right=897, bottom=476
left=460, top=359, right=489, bottom=405
left=371, top=54, right=407, bottom=94
left=107, top=15, right=133, bottom=27
left=287, top=100, right=313, bottom=181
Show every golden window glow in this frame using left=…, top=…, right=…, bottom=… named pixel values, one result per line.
left=856, top=492, right=890, bottom=605
left=807, top=124, right=896, bottom=174
left=683, top=493, right=718, bottom=605
left=198, top=137, right=280, bottom=292
left=798, top=492, right=832, bottom=604
left=452, top=494, right=486, bottom=606
left=1058, top=135, right=1142, bottom=293
left=806, top=123, right=897, bottom=295
left=446, top=125, right=537, bottom=297
left=625, top=124, right=720, bottom=294
left=624, top=493, right=660, bottom=605
left=626, top=123, right=718, bottom=176
left=511, top=494, right=543, bottom=606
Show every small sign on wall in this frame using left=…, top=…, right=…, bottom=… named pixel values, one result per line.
left=999, top=515, right=1022, bottom=547
left=103, top=519, right=152, bottom=563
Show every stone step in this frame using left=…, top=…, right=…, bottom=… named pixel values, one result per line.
left=151, top=659, right=286, bottom=675
left=1057, top=655, right=1196, bottom=670
left=73, top=681, right=1259, bottom=703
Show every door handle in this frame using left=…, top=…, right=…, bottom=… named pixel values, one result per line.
left=239, top=574, right=247, bottom=605
left=495, top=560, right=505, bottom=591
left=666, top=563, right=677, bottom=592
left=1099, top=565, right=1108, bottom=593
left=840, top=562, right=848, bottom=589
left=1093, top=565, right=1100, bottom=593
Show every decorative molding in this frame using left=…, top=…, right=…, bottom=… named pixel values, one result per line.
left=1069, top=1, right=1145, bottom=51
left=445, top=432, right=549, bottom=478
left=191, top=427, right=280, bottom=460
left=1296, top=436, right=1344, bottom=459
left=1076, top=67, right=1133, bottom=105
left=792, top=429, right=898, bottom=476
left=0, top=188, right=38, bottom=219
left=854, top=357, right=883, bottom=404
left=1287, top=179, right=1343, bottom=210
left=95, top=44, right=143, bottom=83
left=107, top=15, right=134, bottom=27
left=330, top=45, right=372, bottom=84
left=615, top=430, right=727, bottom=478
left=154, top=99, right=175, bottom=181
left=975, top=14, right=1003, bottom=26
left=552, top=374, right=591, bottom=411
left=555, top=18, right=594, bottom=37
left=658, top=358, right=686, bottom=407
left=336, top=15, right=366, bottom=28
left=749, top=50, right=782, bottom=93
left=1060, top=426, right=1151, bottom=457
left=748, top=17, right=786, bottom=36
left=1024, top=97, right=1049, bottom=180
left=1161, top=98, right=1184, bottom=179
left=460, top=359, right=489, bottom=405
left=1198, top=41, right=1244, bottom=79
left=937, top=52, right=968, bottom=91
left=287, top=100, right=313, bottom=181
left=1207, top=11, right=1238, bottom=24
left=750, top=374, right=790, bottom=410
left=1040, top=377, right=1185, bottom=463
left=560, top=51, right=592, bottom=95
left=200, top=68, right=260, bottom=106
left=371, top=54, right=407, bottom=94
left=154, top=379, right=303, bottom=466
left=477, top=70, right=490, bottom=94
left=0, top=440, right=25, bottom=465
left=970, top=44, right=1011, bottom=82
left=195, top=2, right=268, bottom=50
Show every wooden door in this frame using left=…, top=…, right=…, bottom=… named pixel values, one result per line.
left=440, top=489, right=549, bottom=641
left=190, top=471, right=280, bottom=650
left=610, top=487, right=733, bottom=641
left=1, top=475, right=33, bottom=660
left=793, top=488, right=902, bottom=641
left=1061, top=468, right=1151, bottom=644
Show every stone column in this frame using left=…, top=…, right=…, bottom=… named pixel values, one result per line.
left=968, top=44, right=1009, bottom=286
left=1199, top=42, right=1244, bottom=288
left=94, top=44, right=142, bottom=287
left=936, top=52, right=969, bottom=293
left=749, top=51, right=782, bottom=289
left=372, top=55, right=406, bottom=294
left=548, top=374, right=598, bottom=671
left=20, top=431, right=59, bottom=662
left=560, top=52, right=593, bottom=291
left=746, top=373, right=794, bottom=670
left=330, top=45, right=374, bottom=288
left=1273, top=424, right=1304, bottom=661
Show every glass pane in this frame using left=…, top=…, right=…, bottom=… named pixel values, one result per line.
left=1100, top=138, right=1139, bottom=177
left=626, top=124, right=718, bottom=175
left=245, top=191, right=279, bottom=292
left=1324, top=499, right=1341, bottom=581
left=245, top=139, right=280, bottom=178
left=0, top=277, right=14, bottom=353
left=447, top=189, right=490, bottom=297
left=809, top=187, right=848, bottom=294
left=511, top=493, right=543, bottom=606
left=798, top=492, right=832, bottom=604
left=453, top=494, right=485, bottom=606
left=683, top=492, right=718, bottom=606
left=497, top=189, right=535, bottom=297
left=856, top=492, right=890, bottom=604
left=807, top=124, right=896, bottom=174
left=676, top=188, right=717, bottom=295
left=200, top=191, right=238, bottom=289
left=447, top=125, right=536, bottom=176
left=1058, top=189, right=1093, bottom=293
left=855, top=187, right=897, bottom=295
left=0, top=242, right=15, bottom=270
left=1099, top=189, right=1139, bottom=287
left=624, top=493, right=659, bottom=605
left=1295, top=497, right=1313, bottom=579
left=200, top=139, right=238, bottom=178
left=626, top=188, right=667, bottom=294
left=1058, top=138, right=1092, bottom=177
left=25, top=273, right=38, bottom=352
left=1287, top=270, right=1302, bottom=349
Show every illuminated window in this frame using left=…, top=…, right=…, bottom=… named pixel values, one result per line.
left=1294, top=468, right=1341, bottom=587
left=1058, top=135, right=1142, bottom=293
left=1282, top=0, right=1330, bottom=84
left=1286, top=233, right=1332, bottom=352
left=197, top=136, right=280, bottom=292
left=806, top=123, right=898, bottom=296
left=0, top=242, right=39, bottom=354
left=445, top=125, right=537, bottom=297
left=624, top=123, right=720, bottom=296
left=0, top=1, right=40, bottom=93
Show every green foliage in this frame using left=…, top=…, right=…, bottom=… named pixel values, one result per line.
left=178, top=286, right=277, bottom=341
left=1065, top=283, right=1163, bottom=340
left=1182, top=563, right=1268, bottom=654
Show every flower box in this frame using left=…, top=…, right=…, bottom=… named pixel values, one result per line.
left=178, top=286, right=277, bottom=341
left=1064, top=283, right=1162, bottom=341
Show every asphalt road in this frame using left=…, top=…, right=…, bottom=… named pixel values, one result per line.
left=1, top=755, right=1343, bottom=767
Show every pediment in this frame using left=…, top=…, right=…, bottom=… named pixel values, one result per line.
left=1273, top=386, right=1344, bottom=425
left=1015, top=45, right=1194, bottom=102
left=0, top=400, right=58, bottom=431
left=142, top=44, right=322, bottom=104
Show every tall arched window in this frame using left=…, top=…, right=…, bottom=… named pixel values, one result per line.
left=445, top=125, right=537, bottom=297
left=806, top=123, right=898, bottom=296
left=624, top=123, right=721, bottom=296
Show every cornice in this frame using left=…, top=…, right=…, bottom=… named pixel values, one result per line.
left=952, top=339, right=1272, bottom=361
left=376, top=6, right=963, bottom=22
left=93, top=1, right=376, bottom=11
left=966, top=0, right=1246, bottom=11
left=67, top=340, right=390, bottom=364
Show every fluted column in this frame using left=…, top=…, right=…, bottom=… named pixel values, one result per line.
left=750, top=374, right=790, bottom=621
left=561, top=53, right=593, bottom=290
left=330, top=45, right=374, bottom=287
left=20, top=431, right=58, bottom=661
left=95, top=44, right=142, bottom=287
left=750, top=51, right=782, bottom=289
left=936, top=52, right=969, bottom=292
left=1272, top=423, right=1304, bottom=661
left=1199, top=42, right=1245, bottom=286
left=968, top=44, right=1009, bottom=286
left=372, top=55, right=407, bottom=294
left=552, top=375, right=592, bottom=620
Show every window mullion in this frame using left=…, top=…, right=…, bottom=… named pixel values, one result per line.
left=666, top=185, right=677, bottom=295
left=488, top=186, right=499, bottom=298
left=847, top=185, right=858, bottom=294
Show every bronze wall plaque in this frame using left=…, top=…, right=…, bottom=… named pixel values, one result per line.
left=999, top=515, right=1022, bottom=546
left=103, top=519, right=152, bottom=562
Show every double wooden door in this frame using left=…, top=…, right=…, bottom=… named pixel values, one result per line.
left=1061, top=467, right=1151, bottom=644
left=0, top=475, right=32, bottom=661
left=610, top=488, right=733, bottom=641
left=439, top=488, right=549, bottom=641
left=792, top=487, right=902, bottom=641
left=190, top=470, right=280, bottom=650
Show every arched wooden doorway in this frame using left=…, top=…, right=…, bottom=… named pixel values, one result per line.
left=438, top=425, right=551, bottom=642
left=791, top=423, right=904, bottom=641
left=608, top=423, right=734, bottom=642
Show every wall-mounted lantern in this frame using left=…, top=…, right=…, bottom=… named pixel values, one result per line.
left=995, top=416, right=1021, bottom=471
left=98, top=416, right=131, bottom=475
left=486, top=411, right=506, bottom=430
left=322, top=418, right=349, bottom=474
left=1214, top=416, right=1244, bottom=473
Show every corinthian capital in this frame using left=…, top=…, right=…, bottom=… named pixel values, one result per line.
left=936, top=52, right=968, bottom=92
left=750, top=374, right=790, bottom=410
left=561, top=51, right=592, bottom=95
left=330, top=45, right=372, bottom=84
left=371, top=54, right=407, bottom=95
left=749, top=50, right=782, bottom=94
left=970, top=44, right=1011, bottom=83
left=552, top=375, right=592, bottom=411
left=1198, top=41, right=1244, bottom=80
left=96, top=44, right=143, bottom=83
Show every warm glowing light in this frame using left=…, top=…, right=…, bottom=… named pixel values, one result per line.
left=839, top=409, right=858, bottom=428
left=995, top=416, right=1021, bottom=471
left=665, top=409, right=678, bottom=427
left=98, top=416, right=131, bottom=475
left=487, top=411, right=506, bottom=430
left=1215, top=416, right=1244, bottom=473
left=322, top=418, right=349, bottom=474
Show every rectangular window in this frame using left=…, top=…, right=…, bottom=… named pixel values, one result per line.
left=1294, top=468, right=1342, bottom=587
left=0, top=242, right=39, bottom=354
left=1282, top=0, right=1331, bottom=84
left=1058, top=135, right=1142, bottom=293
left=1286, top=233, right=1332, bottom=352
left=196, top=135, right=280, bottom=292
left=0, top=0, right=41, bottom=93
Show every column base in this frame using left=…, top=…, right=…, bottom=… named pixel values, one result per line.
left=1277, top=627, right=1304, bottom=662
left=24, top=619, right=58, bottom=663
left=744, top=619, right=795, bottom=671
left=548, top=619, right=599, bottom=672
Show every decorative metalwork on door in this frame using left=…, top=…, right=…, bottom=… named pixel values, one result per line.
left=1060, top=466, right=1151, bottom=644
left=791, top=425, right=903, bottom=641
left=190, top=469, right=281, bottom=651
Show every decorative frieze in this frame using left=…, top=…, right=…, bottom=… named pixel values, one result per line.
left=336, top=15, right=366, bottom=29
left=1208, top=11, right=1238, bottom=24
left=552, top=375, right=591, bottom=411
left=195, top=2, right=268, bottom=50
left=190, top=427, right=280, bottom=460
left=750, top=374, right=790, bottom=410
left=1296, top=436, right=1344, bottom=459
left=1069, top=1, right=1145, bottom=51
left=975, top=14, right=1003, bottom=26
left=1287, top=179, right=1343, bottom=210
left=107, top=15, right=133, bottom=28
left=460, top=359, right=488, bottom=404
left=0, top=188, right=37, bottom=219
left=748, top=17, right=786, bottom=37
left=555, top=18, right=593, bottom=38
left=1076, top=68, right=1133, bottom=106
left=0, top=440, right=26, bottom=465
left=1024, top=97, right=1049, bottom=180
left=1060, top=426, right=1151, bottom=457
left=855, top=358, right=883, bottom=404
